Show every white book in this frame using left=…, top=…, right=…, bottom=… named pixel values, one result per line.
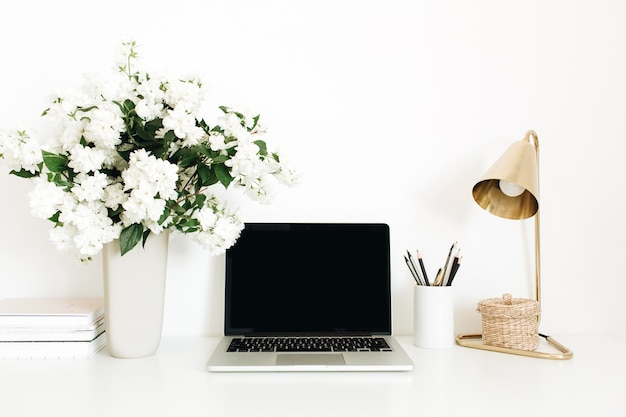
left=0, top=298, right=104, bottom=328
left=0, top=331, right=107, bottom=359
left=0, top=318, right=105, bottom=342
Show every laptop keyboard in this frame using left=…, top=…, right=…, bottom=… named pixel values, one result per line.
left=227, top=337, right=392, bottom=352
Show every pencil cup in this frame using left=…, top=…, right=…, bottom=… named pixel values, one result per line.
left=413, top=285, right=454, bottom=349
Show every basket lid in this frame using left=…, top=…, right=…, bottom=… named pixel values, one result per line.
left=477, top=293, right=540, bottom=318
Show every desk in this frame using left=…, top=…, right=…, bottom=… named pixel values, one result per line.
left=1, top=335, right=624, bottom=416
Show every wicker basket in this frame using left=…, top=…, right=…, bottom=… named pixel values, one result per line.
left=477, top=294, right=541, bottom=351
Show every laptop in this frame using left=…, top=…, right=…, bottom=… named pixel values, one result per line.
left=206, top=222, right=414, bottom=372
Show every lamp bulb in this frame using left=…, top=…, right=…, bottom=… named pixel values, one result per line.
left=499, top=180, right=525, bottom=197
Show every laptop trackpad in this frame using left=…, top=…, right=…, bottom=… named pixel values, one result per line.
left=276, top=354, right=345, bottom=366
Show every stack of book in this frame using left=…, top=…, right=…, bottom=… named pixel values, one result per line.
left=0, top=298, right=106, bottom=359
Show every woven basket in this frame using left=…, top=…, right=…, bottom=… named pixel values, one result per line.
left=477, top=294, right=541, bottom=351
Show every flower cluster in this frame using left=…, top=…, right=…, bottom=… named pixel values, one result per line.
left=0, top=41, right=299, bottom=261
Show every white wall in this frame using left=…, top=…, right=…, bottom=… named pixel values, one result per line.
left=1, top=0, right=624, bottom=338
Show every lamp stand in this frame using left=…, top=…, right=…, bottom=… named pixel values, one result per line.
left=456, top=131, right=573, bottom=360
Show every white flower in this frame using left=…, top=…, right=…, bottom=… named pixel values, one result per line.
left=103, top=182, right=127, bottom=210
left=272, top=149, right=301, bottom=186
left=18, top=138, right=43, bottom=173
left=162, top=106, right=198, bottom=141
left=135, top=98, right=164, bottom=121
left=225, top=141, right=263, bottom=178
left=219, top=112, right=246, bottom=138
left=122, top=149, right=178, bottom=201
left=81, top=72, right=119, bottom=102
left=214, top=216, right=243, bottom=245
left=56, top=199, right=121, bottom=260
left=135, top=76, right=165, bottom=102
left=82, top=106, right=125, bottom=149
left=53, top=119, right=86, bottom=153
left=28, top=178, right=66, bottom=219
left=0, top=129, right=43, bottom=173
left=146, top=198, right=166, bottom=222
left=243, top=173, right=278, bottom=203
left=193, top=214, right=243, bottom=256
left=134, top=76, right=166, bottom=121
left=164, top=78, right=205, bottom=113
left=71, top=172, right=108, bottom=202
left=49, top=226, right=73, bottom=252
left=45, top=88, right=87, bottom=118
left=68, top=144, right=106, bottom=173
left=122, top=190, right=157, bottom=224
left=190, top=196, right=243, bottom=255
left=208, top=132, right=227, bottom=151
left=73, top=229, right=105, bottom=259
left=194, top=206, right=218, bottom=230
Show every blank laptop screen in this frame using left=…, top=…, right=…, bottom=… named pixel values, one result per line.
left=224, top=223, right=392, bottom=336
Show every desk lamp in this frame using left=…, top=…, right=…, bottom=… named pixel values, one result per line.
left=456, top=130, right=573, bottom=360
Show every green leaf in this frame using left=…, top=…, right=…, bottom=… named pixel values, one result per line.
left=197, top=164, right=213, bottom=185
left=210, top=125, right=225, bottom=134
left=145, top=117, right=163, bottom=131
left=164, top=129, right=176, bottom=143
left=158, top=208, right=171, bottom=225
left=76, top=105, right=98, bottom=113
left=253, top=140, right=267, bottom=156
left=135, top=122, right=153, bottom=142
left=48, top=211, right=61, bottom=225
left=119, top=223, right=144, bottom=256
left=123, top=99, right=136, bottom=112
left=214, top=164, right=233, bottom=188
left=141, top=229, right=151, bottom=248
left=181, top=198, right=192, bottom=211
left=176, top=218, right=200, bottom=233
left=211, top=155, right=229, bottom=164
left=194, top=193, right=207, bottom=208
left=195, top=145, right=213, bottom=158
left=42, top=151, right=68, bottom=173
left=175, top=148, right=199, bottom=168
left=9, top=169, right=38, bottom=178
left=180, top=218, right=200, bottom=228
left=169, top=201, right=186, bottom=215
left=252, top=114, right=260, bottom=129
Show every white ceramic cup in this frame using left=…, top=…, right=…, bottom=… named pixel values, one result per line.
left=413, top=285, right=454, bottom=349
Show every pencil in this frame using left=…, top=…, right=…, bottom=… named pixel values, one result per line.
left=407, top=250, right=425, bottom=285
left=447, top=256, right=462, bottom=286
left=440, top=242, right=457, bottom=286
left=433, top=268, right=444, bottom=286
left=416, top=251, right=430, bottom=286
left=404, top=255, right=420, bottom=285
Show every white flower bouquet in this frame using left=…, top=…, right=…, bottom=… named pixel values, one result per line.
left=0, top=41, right=298, bottom=261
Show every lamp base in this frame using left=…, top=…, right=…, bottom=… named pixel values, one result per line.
left=456, top=333, right=573, bottom=360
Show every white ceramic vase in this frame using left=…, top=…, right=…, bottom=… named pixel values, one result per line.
left=102, top=231, right=169, bottom=358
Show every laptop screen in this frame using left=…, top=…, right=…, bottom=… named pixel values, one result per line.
left=224, top=223, right=392, bottom=336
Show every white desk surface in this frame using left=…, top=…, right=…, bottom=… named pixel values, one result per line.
left=1, top=335, right=624, bottom=417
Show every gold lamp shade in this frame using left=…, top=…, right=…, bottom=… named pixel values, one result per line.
left=472, top=131, right=539, bottom=220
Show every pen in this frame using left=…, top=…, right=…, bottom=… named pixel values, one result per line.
left=443, top=246, right=460, bottom=286
left=404, top=255, right=421, bottom=285
left=433, top=268, right=444, bottom=286
left=416, top=250, right=430, bottom=286
left=447, top=256, right=462, bottom=286
left=406, top=251, right=424, bottom=286
left=440, top=242, right=457, bottom=286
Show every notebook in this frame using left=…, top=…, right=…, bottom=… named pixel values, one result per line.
left=206, top=222, right=414, bottom=372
